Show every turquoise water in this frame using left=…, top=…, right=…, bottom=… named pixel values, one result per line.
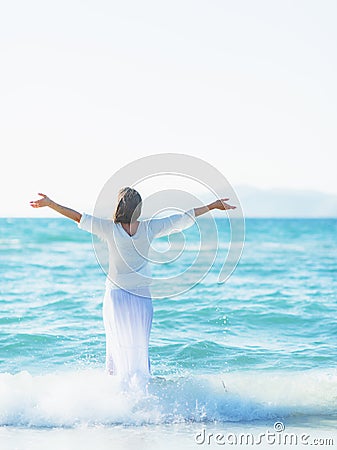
left=1, top=218, right=337, bottom=445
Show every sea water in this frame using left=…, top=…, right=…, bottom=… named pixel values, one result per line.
left=1, top=217, right=337, bottom=449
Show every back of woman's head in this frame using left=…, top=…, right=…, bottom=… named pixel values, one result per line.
left=113, top=187, right=142, bottom=223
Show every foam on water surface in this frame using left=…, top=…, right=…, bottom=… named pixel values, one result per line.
left=0, top=368, right=337, bottom=428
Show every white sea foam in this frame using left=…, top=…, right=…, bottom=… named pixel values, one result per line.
left=0, top=368, right=336, bottom=428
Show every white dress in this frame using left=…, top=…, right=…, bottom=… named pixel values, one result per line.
left=78, top=209, right=195, bottom=386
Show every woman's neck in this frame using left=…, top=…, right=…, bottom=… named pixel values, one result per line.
left=121, top=221, right=139, bottom=236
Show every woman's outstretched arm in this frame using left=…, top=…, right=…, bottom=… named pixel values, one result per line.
left=149, top=198, right=236, bottom=239
left=194, top=198, right=236, bottom=217
left=30, top=193, right=82, bottom=223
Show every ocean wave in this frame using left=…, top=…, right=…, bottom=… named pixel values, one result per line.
left=0, top=368, right=336, bottom=428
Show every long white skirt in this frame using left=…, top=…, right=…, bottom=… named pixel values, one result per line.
left=103, top=285, right=153, bottom=386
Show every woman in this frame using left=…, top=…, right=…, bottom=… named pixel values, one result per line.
left=30, top=188, right=235, bottom=386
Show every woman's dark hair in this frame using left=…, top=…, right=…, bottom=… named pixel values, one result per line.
left=113, top=187, right=142, bottom=224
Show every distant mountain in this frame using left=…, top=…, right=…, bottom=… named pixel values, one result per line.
left=233, top=185, right=337, bottom=218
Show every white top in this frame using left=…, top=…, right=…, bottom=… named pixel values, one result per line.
left=78, top=209, right=196, bottom=291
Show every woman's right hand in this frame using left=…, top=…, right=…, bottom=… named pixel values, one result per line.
left=212, top=198, right=236, bottom=211
left=30, top=193, right=53, bottom=208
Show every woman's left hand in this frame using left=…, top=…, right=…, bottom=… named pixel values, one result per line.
left=30, top=193, right=53, bottom=208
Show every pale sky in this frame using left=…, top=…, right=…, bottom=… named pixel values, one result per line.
left=1, top=0, right=337, bottom=217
